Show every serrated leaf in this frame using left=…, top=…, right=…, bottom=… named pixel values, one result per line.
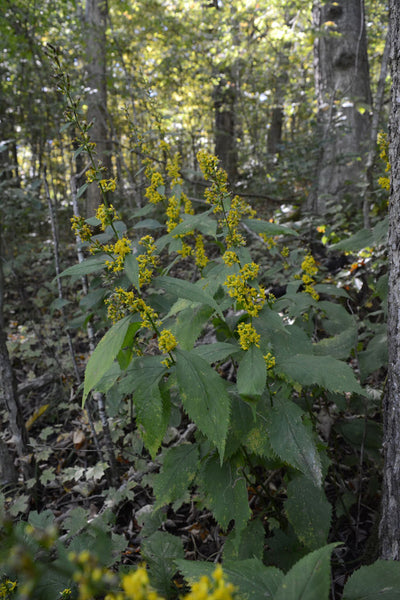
left=142, top=531, right=184, bottom=597
left=342, top=560, right=400, bottom=599
left=175, top=349, right=230, bottom=459
left=154, top=276, right=222, bottom=317
left=199, top=454, right=250, bottom=535
left=237, top=345, right=266, bottom=398
left=277, top=354, right=364, bottom=395
left=118, top=355, right=166, bottom=395
left=82, top=316, right=131, bottom=405
left=64, top=507, right=90, bottom=535
left=285, top=476, right=332, bottom=550
left=153, top=443, right=199, bottom=509
left=134, top=380, right=170, bottom=458
left=274, top=543, right=339, bottom=600
left=58, top=255, right=107, bottom=278
left=313, top=327, right=357, bottom=360
left=223, top=518, right=265, bottom=561
left=28, top=509, right=55, bottom=529
left=267, top=397, right=322, bottom=486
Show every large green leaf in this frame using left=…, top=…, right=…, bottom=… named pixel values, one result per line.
left=274, top=543, right=339, bottom=600
left=82, top=316, right=132, bottom=405
left=285, top=476, right=332, bottom=550
left=223, top=518, right=265, bottom=561
left=342, top=560, right=400, bottom=599
left=165, top=209, right=217, bottom=237
left=154, top=276, right=222, bottom=317
left=153, top=443, right=199, bottom=509
left=192, top=342, right=241, bottom=363
left=313, top=327, right=357, bottom=360
left=267, top=397, right=322, bottom=486
left=134, top=380, right=170, bottom=458
left=58, top=254, right=107, bottom=278
left=175, top=349, right=230, bottom=459
left=117, top=355, right=166, bottom=395
left=237, top=345, right=266, bottom=398
left=198, top=454, right=250, bottom=535
left=173, top=305, right=214, bottom=350
left=277, top=354, right=364, bottom=395
left=124, top=253, right=140, bottom=290
left=331, top=229, right=374, bottom=251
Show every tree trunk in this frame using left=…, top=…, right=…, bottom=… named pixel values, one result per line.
left=85, top=0, right=111, bottom=217
left=310, top=0, right=372, bottom=215
left=379, top=0, right=400, bottom=561
left=213, top=75, right=238, bottom=182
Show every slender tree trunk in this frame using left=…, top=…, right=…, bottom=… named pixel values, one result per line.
left=380, top=0, right=400, bottom=561
left=310, top=0, right=372, bottom=215
left=85, top=0, right=111, bottom=217
left=213, top=74, right=238, bottom=182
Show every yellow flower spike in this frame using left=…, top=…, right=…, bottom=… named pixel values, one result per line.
left=158, top=329, right=177, bottom=354
left=237, top=322, right=261, bottom=350
left=145, top=171, right=165, bottom=204
left=96, top=203, right=119, bottom=231
left=194, top=234, right=208, bottom=269
left=263, top=352, right=276, bottom=369
left=222, top=251, right=239, bottom=266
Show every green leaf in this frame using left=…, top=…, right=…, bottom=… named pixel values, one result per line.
left=118, top=355, right=166, bottom=395
left=285, top=476, right=332, bottom=550
left=124, top=253, right=140, bottom=290
left=154, top=276, right=222, bottom=317
left=342, top=560, right=400, bottom=599
left=133, top=218, right=163, bottom=230
left=198, top=454, right=250, bottom=534
left=153, top=443, right=199, bottom=509
left=267, top=397, right=322, bottom=486
left=273, top=543, right=339, bottom=600
left=82, top=316, right=131, bottom=405
left=331, top=229, right=374, bottom=251
left=192, top=342, right=241, bottom=363
left=173, top=305, right=214, bottom=350
left=135, top=381, right=170, bottom=458
left=243, top=218, right=298, bottom=237
left=77, top=181, right=89, bottom=198
left=313, top=328, right=357, bottom=360
left=166, top=210, right=217, bottom=237
left=237, top=345, right=266, bottom=398
left=223, top=518, right=265, bottom=561
left=58, top=255, right=107, bottom=278
left=277, top=354, right=364, bottom=395
left=142, top=531, right=184, bottom=597
left=176, top=558, right=284, bottom=600
left=175, top=349, right=231, bottom=459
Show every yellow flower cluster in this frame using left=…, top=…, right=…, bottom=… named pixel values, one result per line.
left=195, top=234, right=209, bottom=269
left=197, top=150, right=228, bottom=215
left=225, top=263, right=266, bottom=317
left=158, top=329, right=177, bottom=354
left=119, top=567, right=162, bottom=600
left=222, top=251, right=239, bottom=266
left=85, top=168, right=96, bottom=183
left=281, top=246, right=290, bottom=258
left=263, top=352, right=276, bottom=369
left=70, top=215, right=92, bottom=241
left=145, top=172, right=165, bottom=204
left=301, top=254, right=319, bottom=301
left=237, top=322, right=260, bottom=350
left=225, top=195, right=256, bottom=248
left=167, top=153, right=183, bottom=186
left=105, top=287, right=160, bottom=327
left=0, top=579, right=17, bottom=599
left=69, top=550, right=116, bottom=600
left=104, top=237, right=132, bottom=273
left=166, top=195, right=182, bottom=232
left=99, top=178, right=117, bottom=193
left=137, top=235, right=160, bottom=286
left=185, top=564, right=235, bottom=600
left=96, top=204, right=119, bottom=231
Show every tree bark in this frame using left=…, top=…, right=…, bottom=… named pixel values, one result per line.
left=310, top=0, right=372, bottom=215
left=380, top=0, right=400, bottom=561
left=85, top=0, right=111, bottom=217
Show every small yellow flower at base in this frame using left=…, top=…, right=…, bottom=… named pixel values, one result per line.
left=263, top=352, right=276, bottom=370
